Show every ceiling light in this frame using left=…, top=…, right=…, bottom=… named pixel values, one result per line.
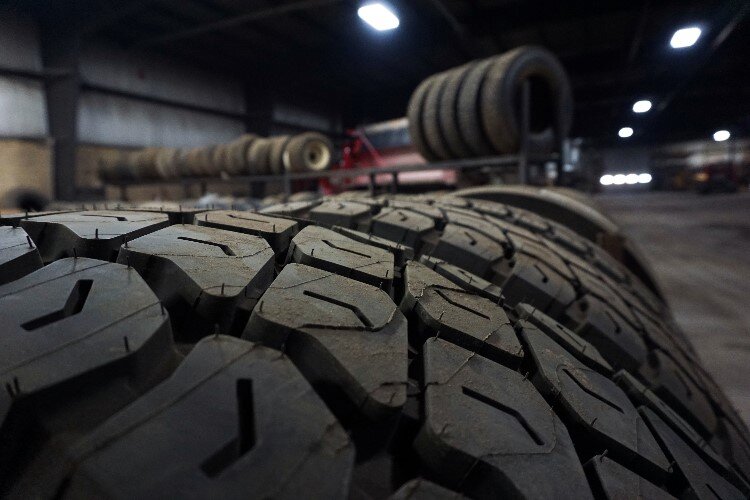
left=358, top=3, right=400, bottom=31
left=613, top=174, right=626, bottom=185
left=670, top=27, right=701, bottom=48
left=625, top=173, right=639, bottom=184
left=632, top=100, right=652, bottom=113
left=713, top=130, right=730, bottom=142
left=600, top=175, right=614, bottom=186
left=618, top=127, right=634, bottom=138
left=638, top=173, right=653, bottom=184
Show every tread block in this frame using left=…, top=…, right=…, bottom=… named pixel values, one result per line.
left=586, top=455, right=676, bottom=500
left=520, top=326, right=670, bottom=477
left=390, top=479, right=464, bottom=499
left=288, top=226, right=395, bottom=294
left=565, top=293, right=647, bottom=374
left=494, top=253, right=578, bottom=317
left=431, top=224, right=502, bottom=278
left=259, top=200, right=321, bottom=217
left=62, top=336, right=354, bottom=499
left=639, top=350, right=717, bottom=438
left=0, top=226, right=43, bottom=285
left=388, top=199, right=445, bottom=221
left=0, top=210, right=70, bottom=226
left=0, top=258, right=175, bottom=480
left=117, top=225, right=275, bottom=338
left=402, top=262, right=523, bottom=367
left=243, top=264, right=407, bottom=420
left=613, top=371, right=736, bottom=481
left=332, top=226, right=414, bottom=267
left=416, top=338, right=592, bottom=499
left=370, top=207, right=435, bottom=249
left=308, top=200, right=374, bottom=229
left=515, top=303, right=612, bottom=375
left=419, top=255, right=504, bottom=303
left=196, top=210, right=299, bottom=254
left=640, top=407, right=744, bottom=500
left=21, top=210, right=169, bottom=263
left=118, top=204, right=206, bottom=224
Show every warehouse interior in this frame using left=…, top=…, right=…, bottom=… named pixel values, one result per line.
left=2, top=1, right=750, bottom=497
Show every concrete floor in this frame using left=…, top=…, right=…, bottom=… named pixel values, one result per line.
left=597, top=191, right=750, bottom=426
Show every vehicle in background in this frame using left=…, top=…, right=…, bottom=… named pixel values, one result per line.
left=693, top=161, right=740, bottom=194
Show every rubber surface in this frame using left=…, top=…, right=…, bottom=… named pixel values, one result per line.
left=0, top=193, right=747, bottom=499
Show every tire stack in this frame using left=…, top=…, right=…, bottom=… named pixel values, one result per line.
left=97, top=132, right=334, bottom=182
left=407, top=45, right=573, bottom=161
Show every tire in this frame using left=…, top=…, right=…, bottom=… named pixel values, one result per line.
left=407, top=77, right=440, bottom=161
left=155, top=147, right=180, bottom=179
left=225, top=134, right=258, bottom=175
left=456, top=58, right=497, bottom=157
left=480, top=45, right=573, bottom=154
left=0, top=195, right=747, bottom=499
left=247, top=138, right=273, bottom=175
left=422, top=71, right=454, bottom=160
left=267, top=135, right=293, bottom=175
left=439, top=63, right=475, bottom=159
left=283, top=132, right=333, bottom=173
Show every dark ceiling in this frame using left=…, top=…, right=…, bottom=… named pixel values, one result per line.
left=34, top=0, right=750, bottom=144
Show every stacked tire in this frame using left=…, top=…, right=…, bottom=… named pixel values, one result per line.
left=0, top=193, right=747, bottom=498
left=98, top=132, right=334, bottom=182
left=407, top=45, right=573, bottom=160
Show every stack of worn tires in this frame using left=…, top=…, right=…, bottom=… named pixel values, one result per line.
left=98, top=131, right=333, bottom=182
left=408, top=45, right=573, bottom=161
left=0, top=192, right=747, bottom=498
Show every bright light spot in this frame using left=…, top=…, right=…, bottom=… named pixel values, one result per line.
left=358, top=3, right=400, bottom=31
left=638, top=173, right=653, bottom=184
left=713, top=130, right=730, bottom=142
left=625, top=173, right=639, bottom=184
left=613, top=174, right=626, bottom=185
left=633, top=100, right=652, bottom=113
left=618, top=127, right=634, bottom=138
left=600, top=175, right=614, bottom=186
left=670, top=27, right=701, bottom=48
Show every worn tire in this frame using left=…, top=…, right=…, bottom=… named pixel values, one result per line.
left=422, top=71, right=454, bottom=160
left=267, top=135, right=293, bottom=175
left=439, top=63, right=475, bottom=159
left=0, top=194, right=747, bottom=499
left=456, top=58, right=497, bottom=157
left=247, top=138, right=273, bottom=175
left=225, top=134, right=258, bottom=175
left=407, top=77, right=440, bottom=161
left=283, top=132, right=333, bottom=173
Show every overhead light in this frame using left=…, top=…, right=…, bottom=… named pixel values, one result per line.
left=358, top=3, right=400, bottom=31
left=600, top=174, right=614, bottom=186
left=713, top=129, right=730, bottom=142
left=638, top=173, right=653, bottom=184
left=670, top=27, right=701, bottom=48
left=613, top=174, right=626, bottom=185
left=632, top=100, right=652, bottom=113
left=618, top=127, right=634, bottom=138
left=625, top=173, right=639, bottom=184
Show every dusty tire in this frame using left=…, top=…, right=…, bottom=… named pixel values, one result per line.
left=439, top=64, right=474, bottom=159
left=0, top=195, right=747, bottom=498
left=225, top=134, right=258, bottom=175
left=480, top=45, right=573, bottom=154
left=421, top=71, right=454, bottom=160
left=155, top=147, right=180, bottom=179
left=268, top=135, right=292, bottom=175
left=247, top=138, right=273, bottom=175
left=407, top=77, right=439, bottom=161
left=283, top=132, right=333, bottom=173
left=456, top=58, right=497, bottom=157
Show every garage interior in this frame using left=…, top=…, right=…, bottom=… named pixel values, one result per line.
left=1, top=0, right=750, bottom=497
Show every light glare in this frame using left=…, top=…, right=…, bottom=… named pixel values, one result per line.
left=358, top=3, right=400, bottom=31
left=600, top=175, right=614, bottom=186
left=613, top=174, right=626, bottom=185
left=632, top=100, right=652, bottom=113
left=670, top=27, right=701, bottom=48
left=618, top=127, right=634, bottom=138
left=625, top=174, right=639, bottom=184
left=638, top=173, right=652, bottom=184
left=713, top=130, right=730, bottom=142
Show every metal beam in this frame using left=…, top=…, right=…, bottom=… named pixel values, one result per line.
left=135, top=0, right=342, bottom=48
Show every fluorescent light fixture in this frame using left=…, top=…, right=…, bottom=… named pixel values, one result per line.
left=613, top=174, right=626, bottom=185
left=713, top=129, right=730, bottom=142
left=625, top=173, right=639, bottom=184
left=670, top=27, right=701, bottom=48
left=618, top=127, right=634, bottom=138
left=358, top=3, right=399, bottom=31
left=632, top=100, right=652, bottom=113
left=638, top=173, right=653, bottom=184
left=600, top=174, right=614, bottom=186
